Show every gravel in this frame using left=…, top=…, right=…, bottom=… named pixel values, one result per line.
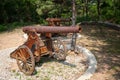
left=0, top=46, right=88, bottom=80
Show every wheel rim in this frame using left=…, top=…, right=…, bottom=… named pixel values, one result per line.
left=53, top=39, right=66, bottom=60
left=16, top=45, right=35, bottom=75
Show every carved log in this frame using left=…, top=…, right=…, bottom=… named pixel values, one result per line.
left=23, top=26, right=81, bottom=33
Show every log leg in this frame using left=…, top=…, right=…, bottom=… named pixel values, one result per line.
left=46, top=38, right=53, bottom=57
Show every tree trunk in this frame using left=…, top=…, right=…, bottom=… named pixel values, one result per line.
left=85, top=0, right=88, bottom=18
left=71, top=0, right=77, bottom=50
left=97, top=0, right=101, bottom=20
left=72, top=0, right=76, bottom=26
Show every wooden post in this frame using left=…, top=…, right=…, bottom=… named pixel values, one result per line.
left=71, top=0, right=77, bottom=50
left=72, top=0, right=76, bottom=26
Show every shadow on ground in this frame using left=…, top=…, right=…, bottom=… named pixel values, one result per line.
left=35, top=56, right=76, bottom=68
left=79, top=25, right=120, bottom=80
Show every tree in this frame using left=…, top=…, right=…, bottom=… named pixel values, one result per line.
left=0, top=0, right=38, bottom=24
left=0, top=0, right=120, bottom=24
left=97, top=0, right=101, bottom=20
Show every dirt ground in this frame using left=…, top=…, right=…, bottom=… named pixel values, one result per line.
left=0, top=25, right=120, bottom=80
left=79, top=25, right=120, bottom=80
left=0, top=29, right=25, bottom=50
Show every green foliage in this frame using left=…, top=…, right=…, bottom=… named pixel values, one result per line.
left=35, top=0, right=72, bottom=19
left=0, top=22, right=35, bottom=32
left=0, top=25, right=7, bottom=31
left=0, top=0, right=38, bottom=24
left=36, top=0, right=53, bottom=15
left=100, top=0, right=120, bottom=24
left=0, top=0, right=120, bottom=26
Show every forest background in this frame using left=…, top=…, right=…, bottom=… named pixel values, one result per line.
left=0, top=0, right=120, bottom=31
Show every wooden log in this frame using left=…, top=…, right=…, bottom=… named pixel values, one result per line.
left=23, top=26, right=81, bottom=33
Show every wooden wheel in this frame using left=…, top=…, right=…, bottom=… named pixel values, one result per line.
left=53, top=39, right=67, bottom=61
left=16, top=45, right=35, bottom=75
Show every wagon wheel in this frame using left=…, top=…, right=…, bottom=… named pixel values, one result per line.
left=53, top=39, right=67, bottom=61
left=16, top=45, right=35, bottom=75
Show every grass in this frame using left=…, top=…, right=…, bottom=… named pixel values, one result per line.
left=12, top=70, right=16, bottom=73
left=26, top=78, right=32, bottom=80
left=15, top=72, right=20, bottom=76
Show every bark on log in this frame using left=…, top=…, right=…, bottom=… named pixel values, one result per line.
left=23, top=26, right=81, bottom=33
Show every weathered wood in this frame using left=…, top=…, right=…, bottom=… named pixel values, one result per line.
left=23, top=26, right=81, bottom=33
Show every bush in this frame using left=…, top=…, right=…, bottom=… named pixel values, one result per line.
left=0, top=22, right=36, bottom=32
left=0, top=25, right=7, bottom=32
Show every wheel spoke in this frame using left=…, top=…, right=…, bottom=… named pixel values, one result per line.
left=17, top=45, right=35, bottom=75
left=53, top=39, right=66, bottom=60
left=26, top=58, right=32, bottom=64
